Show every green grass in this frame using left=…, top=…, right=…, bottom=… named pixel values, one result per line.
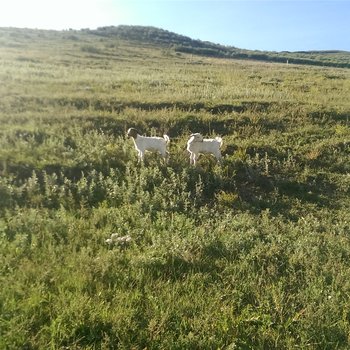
left=0, top=27, right=350, bottom=349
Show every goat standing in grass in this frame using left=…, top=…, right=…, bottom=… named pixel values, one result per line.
left=187, top=133, right=223, bottom=165
left=127, top=128, right=170, bottom=163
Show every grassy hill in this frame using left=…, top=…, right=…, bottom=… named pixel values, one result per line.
left=0, top=26, right=350, bottom=349
left=90, top=25, right=350, bottom=68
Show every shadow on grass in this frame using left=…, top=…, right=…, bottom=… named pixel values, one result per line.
left=56, top=97, right=275, bottom=115
left=235, top=174, right=336, bottom=220
left=71, top=111, right=287, bottom=141
left=143, top=240, right=234, bottom=282
left=220, top=157, right=337, bottom=219
left=309, top=110, right=350, bottom=123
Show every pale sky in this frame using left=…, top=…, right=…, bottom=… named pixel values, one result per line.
left=1, top=0, right=349, bottom=52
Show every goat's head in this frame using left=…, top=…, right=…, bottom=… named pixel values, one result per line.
left=127, top=128, right=139, bottom=139
left=190, top=133, right=204, bottom=142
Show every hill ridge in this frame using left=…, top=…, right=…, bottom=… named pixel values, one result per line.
left=86, top=25, right=350, bottom=68
left=1, top=25, right=349, bottom=68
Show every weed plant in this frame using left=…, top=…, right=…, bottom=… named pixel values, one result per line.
left=0, top=27, right=350, bottom=349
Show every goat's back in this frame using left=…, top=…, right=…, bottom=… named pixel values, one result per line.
left=187, top=137, right=222, bottom=154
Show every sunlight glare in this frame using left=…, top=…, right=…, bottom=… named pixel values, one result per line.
left=0, top=0, right=126, bottom=30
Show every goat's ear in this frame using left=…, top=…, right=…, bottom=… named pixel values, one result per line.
left=127, top=128, right=138, bottom=138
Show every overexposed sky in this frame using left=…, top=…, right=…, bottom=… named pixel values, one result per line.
left=1, top=0, right=349, bottom=52
left=0, top=0, right=119, bottom=30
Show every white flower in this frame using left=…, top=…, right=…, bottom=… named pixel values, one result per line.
left=115, top=235, right=132, bottom=244
left=106, top=234, right=132, bottom=247
left=110, top=233, right=119, bottom=240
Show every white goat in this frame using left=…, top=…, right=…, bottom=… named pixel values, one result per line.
left=187, top=133, right=223, bottom=165
left=127, top=128, right=170, bottom=162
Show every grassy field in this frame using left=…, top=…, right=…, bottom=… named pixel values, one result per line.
left=1, top=27, right=350, bottom=349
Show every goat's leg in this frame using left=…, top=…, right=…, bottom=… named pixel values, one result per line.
left=189, top=153, right=194, bottom=165
left=138, top=151, right=144, bottom=163
left=192, top=154, right=198, bottom=166
left=164, top=151, right=170, bottom=163
left=160, top=150, right=168, bottom=163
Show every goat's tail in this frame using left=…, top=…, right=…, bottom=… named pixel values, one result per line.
left=215, top=137, right=223, bottom=147
left=163, top=134, right=170, bottom=143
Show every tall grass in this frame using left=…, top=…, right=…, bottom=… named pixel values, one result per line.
left=0, top=27, right=350, bottom=349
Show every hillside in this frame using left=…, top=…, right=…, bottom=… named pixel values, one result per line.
left=1, top=26, right=350, bottom=349
left=89, top=25, right=350, bottom=68
left=1, top=25, right=350, bottom=68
